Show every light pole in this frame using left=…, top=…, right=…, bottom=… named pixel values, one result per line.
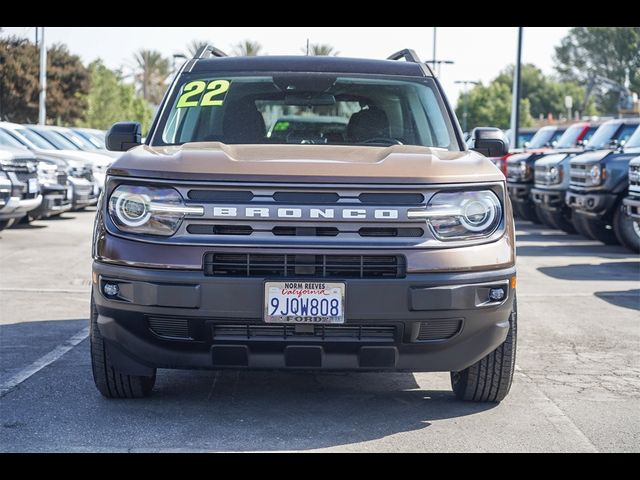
left=509, top=27, right=523, bottom=148
left=38, top=27, right=46, bottom=125
left=454, top=80, right=479, bottom=133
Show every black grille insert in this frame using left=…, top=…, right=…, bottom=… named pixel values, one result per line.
left=187, top=224, right=253, bottom=235
left=148, top=317, right=191, bottom=339
left=273, top=192, right=340, bottom=204
left=359, top=227, right=424, bottom=237
left=188, top=190, right=254, bottom=202
left=204, top=253, right=406, bottom=278
left=358, top=192, right=424, bottom=204
left=417, top=320, right=462, bottom=341
left=272, top=226, right=339, bottom=236
left=212, top=324, right=396, bottom=342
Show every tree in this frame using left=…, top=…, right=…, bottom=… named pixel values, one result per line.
left=455, top=81, right=533, bottom=131
left=232, top=40, right=262, bottom=56
left=132, top=49, right=170, bottom=105
left=0, top=36, right=89, bottom=124
left=303, top=43, right=339, bottom=56
left=554, top=27, right=640, bottom=114
left=186, top=40, right=211, bottom=58
left=80, top=60, right=153, bottom=134
left=494, top=63, right=596, bottom=119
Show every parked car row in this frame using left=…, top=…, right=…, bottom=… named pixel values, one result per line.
left=0, top=123, right=114, bottom=231
left=505, top=118, right=640, bottom=252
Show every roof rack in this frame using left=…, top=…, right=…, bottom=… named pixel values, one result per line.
left=195, top=45, right=228, bottom=59
left=387, top=49, right=421, bottom=63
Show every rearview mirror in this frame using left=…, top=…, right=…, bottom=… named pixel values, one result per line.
left=467, top=127, right=509, bottom=157
left=284, top=93, right=336, bottom=107
left=106, top=122, right=142, bottom=151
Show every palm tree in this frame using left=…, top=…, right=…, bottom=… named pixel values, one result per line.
left=186, top=40, right=211, bottom=58
left=232, top=40, right=262, bottom=57
left=132, top=49, right=171, bottom=105
left=304, top=43, right=339, bottom=56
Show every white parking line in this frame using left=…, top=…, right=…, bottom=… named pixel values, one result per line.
left=514, top=364, right=598, bottom=452
left=0, top=288, right=90, bottom=294
left=0, top=326, right=89, bottom=397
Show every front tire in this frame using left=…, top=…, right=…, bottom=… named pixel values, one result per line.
left=613, top=204, right=640, bottom=253
left=579, top=214, right=619, bottom=245
left=451, top=296, right=517, bottom=403
left=90, top=291, right=156, bottom=398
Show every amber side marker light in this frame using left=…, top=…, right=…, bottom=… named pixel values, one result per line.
left=511, top=276, right=517, bottom=289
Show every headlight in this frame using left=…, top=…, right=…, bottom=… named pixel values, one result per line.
left=548, top=166, right=561, bottom=184
left=108, top=184, right=203, bottom=236
left=588, top=164, right=603, bottom=186
left=409, top=190, right=503, bottom=241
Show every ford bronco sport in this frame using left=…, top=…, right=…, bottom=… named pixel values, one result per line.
left=92, top=48, right=517, bottom=402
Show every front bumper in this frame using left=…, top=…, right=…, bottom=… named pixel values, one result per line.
left=565, top=190, right=618, bottom=217
left=531, top=187, right=567, bottom=212
left=92, top=261, right=516, bottom=374
left=71, top=181, right=98, bottom=209
left=507, top=182, right=532, bottom=204
left=29, top=185, right=73, bottom=219
left=0, top=195, right=43, bottom=220
left=623, top=195, right=640, bottom=220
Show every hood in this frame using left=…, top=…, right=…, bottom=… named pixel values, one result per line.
left=535, top=152, right=574, bottom=167
left=108, top=143, right=504, bottom=184
left=507, top=152, right=533, bottom=164
left=570, top=149, right=614, bottom=166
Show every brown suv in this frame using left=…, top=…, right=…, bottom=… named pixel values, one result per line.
left=91, top=48, right=517, bottom=402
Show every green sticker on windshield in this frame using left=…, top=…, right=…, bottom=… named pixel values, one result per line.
left=273, top=121, right=290, bottom=131
left=176, top=79, right=230, bottom=108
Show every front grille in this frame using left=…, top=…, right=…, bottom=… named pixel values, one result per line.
left=212, top=323, right=396, bottom=342
left=187, top=224, right=423, bottom=238
left=148, top=317, right=191, bottom=339
left=417, top=319, right=462, bottom=341
left=56, top=172, right=68, bottom=185
left=0, top=159, right=36, bottom=173
left=15, top=171, right=38, bottom=183
left=204, top=253, right=406, bottom=278
left=570, top=164, right=589, bottom=185
left=629, top=163, right=640, bottom=193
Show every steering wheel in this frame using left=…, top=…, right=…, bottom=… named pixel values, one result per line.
left=361, top=137, right=403, bottom=145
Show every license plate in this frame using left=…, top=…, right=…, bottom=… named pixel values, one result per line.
left=264, top=281, right=345, bottom=324
left=28, top=178, right=38, bottom=194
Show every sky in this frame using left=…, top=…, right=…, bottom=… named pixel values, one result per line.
left=2, top=26, right=571, bottom=106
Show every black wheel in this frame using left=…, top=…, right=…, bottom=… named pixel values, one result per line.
left=514, top=201, right=540, bottom=224
left=0, top=220, right=9, bottom=231
left=535, top=205, right=556, bottom=229
left=580, top=215, right=620, bottom=245
left=549, top=208, right=577, bottom=234
left=90, top=291, right=156, bottom=398
left=613, top=204, right=640, bottom=253
left=572, top=212, right=596, bottom=240
left=451, top=296, right=517, bottom=403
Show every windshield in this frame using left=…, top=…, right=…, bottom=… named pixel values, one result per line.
left=59, top=129, right=99, bottom=150
left=14, top=128, right=56, bottom=149
left=555, top=124, right=586, bottom=148
left=0, top=128, right=28, bottom=149
left=154, top=74, right=460, bottom=149
left=586, top=122, right=638, bottom=149
left=74, top=129, right=105, bottom=149
left=26, top=128, right=80, bottom=150
left=528, top=127, right=563, bottom=149
left=625, top=126, right=640, bottom=148
left=518, top=131, right=535, bottom=148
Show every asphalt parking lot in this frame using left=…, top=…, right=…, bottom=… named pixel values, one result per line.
left=0, top=209, right=638, bottom=452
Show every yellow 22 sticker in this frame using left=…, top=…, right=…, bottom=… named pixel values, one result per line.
left=176, top=79, right=230, bottom=108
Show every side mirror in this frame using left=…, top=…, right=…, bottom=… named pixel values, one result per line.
left=608, top=138, right=619, bottom=149
left=467, top=127, right=509, bottom=157
left=106, top=122, right=142, bottom=151
left=523, top=141, right=530, bottom=149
